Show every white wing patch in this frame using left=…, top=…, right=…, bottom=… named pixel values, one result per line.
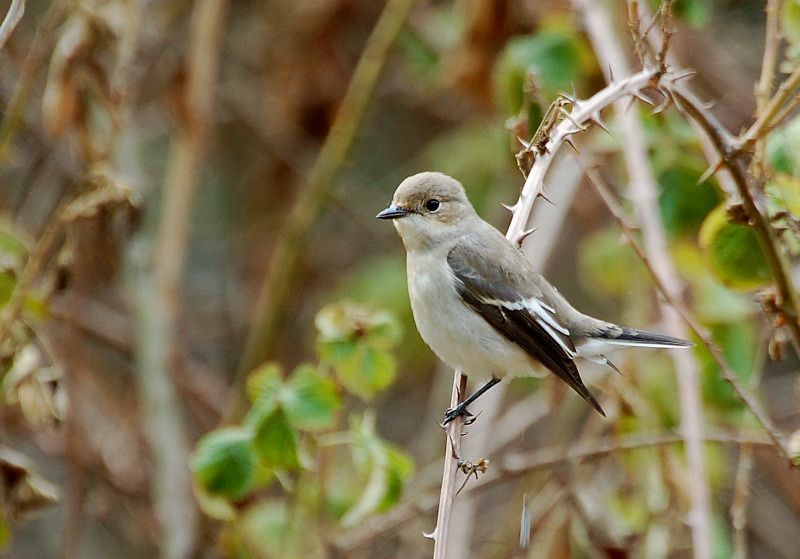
left=480, top=296, right=575, bottom=356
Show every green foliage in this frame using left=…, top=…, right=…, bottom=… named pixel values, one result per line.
left=766, top=115, right=800, bottom=176
left=495, top=21, right=594, bottom=116
left=191, top=302, right=413, bottom=553
left=782, top=0, right=800, bottom=61
left=671, top=0, right=712, bottom=26
left=696, top=321, right=758, bottom=415
left=578, top=227, right=647, bottom=296
left=191, top=427, right=256, bottom=500
left=316, top=302, right=401, bottom=399
left=658, top=163, right=722, bottom=239
left=699, top=205, right=771, bottom=290
left=252, top=407, right=300, bottom=470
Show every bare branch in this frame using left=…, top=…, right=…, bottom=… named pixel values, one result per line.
left=738, top=62, right=800, bottom=149
left=751, top=0, right=783, bottom=177
left=577, top=154, right=795, bottom=463
left=667, top=85, right=800, bottom=356
left=731, top=444, right=754, bottom=559
left=0, top=0, right=25, bottom=53
left=229, top=0, right=418, bottom=419
left=429, top=372, right=468, bottom=558
left=573, top=1, right=712, bottom=556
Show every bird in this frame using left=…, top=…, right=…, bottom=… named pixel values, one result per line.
left=376, top=171, right=693, bottom=423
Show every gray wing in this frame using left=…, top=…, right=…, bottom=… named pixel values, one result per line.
left=447, top=237, right=604, bottom=416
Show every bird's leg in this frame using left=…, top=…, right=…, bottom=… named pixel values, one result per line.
left=442, top=377, right=501, bottom=425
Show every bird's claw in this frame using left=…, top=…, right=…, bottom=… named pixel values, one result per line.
left=441, top=404, right=476, bottom=427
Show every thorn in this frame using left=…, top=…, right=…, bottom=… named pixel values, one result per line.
left=516, top=227, right=539, bottom=247
left=633, top=90, right=656, bottom=106
left=538, top=190, right=555, bottom=205
left=697, top=158, right=724, bottom=184
left=702, top=100, right=717, bottom=110
left=590, top=111, right=612, bottom=135
left=558, top=107, right=588, bottom=131
left=517, top=136, right=532, bottom=149
left=608, top=64, right=614, bottom=81
left=564, top=136, right=580, bottom=153
left=672, top=69, right=697, bottom=82
left=623, top=96, right=637, bottom=114
left=501, top=202, right=518, bottom=213
left=652, top=91, right=673, bottom=114
left=423, top=529, right=436, bottom=540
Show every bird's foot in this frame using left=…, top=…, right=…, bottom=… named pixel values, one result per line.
left=441, top=402, right=476, bottom=427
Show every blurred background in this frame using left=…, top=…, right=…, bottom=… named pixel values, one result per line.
left=0, top=0, right=799, bottom=557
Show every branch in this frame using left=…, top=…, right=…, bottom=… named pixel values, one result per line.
left=133, top=2, right=229, bottom=558
left=750, top=0, right=783, bottom=176
left=0, top=0, right=24, bottom=53
left=573, top=1, right=712, bottom=556
left=578, top=154, right=795, bottom=463
left=738, top=62, right=800, bottom=150
left=428, top=372, right=468, bottom=558
left=666, top=85, right=800, bottom=355
left=333, top=428, right=769, bottom=552
left=229, top=0, right=417, bottom=419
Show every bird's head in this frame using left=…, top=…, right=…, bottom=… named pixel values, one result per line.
left=376, top=172, right=476, bottom=251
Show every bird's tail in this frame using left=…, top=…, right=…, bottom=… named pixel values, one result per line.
left=598, top=327, right=694, bottom=349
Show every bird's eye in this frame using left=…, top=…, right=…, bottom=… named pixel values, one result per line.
left=425, top=199, right=441, bottom=212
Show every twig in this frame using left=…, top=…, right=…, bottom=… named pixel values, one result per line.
left=738, top=62, right=800, bottom=150
left=579, top=154, right=795, bottom=463
left=229, top=0, right=418, bottom=419
left=429, top=371, right=468, bottom=558
left=573, top=1, right=712, bottom=556
left=133, top=2, right=229, bottom=558
left=655, top=0, right=674, bottom=74
left=666, top=85, right=800, bottom=356
left=750, top=0, right=783, bottom=177
left=500, top=431, right=771, bottom=474
left=333, top=429, right=769, bottom=552
left=731, top=444, right=754, bottom=559
left=0, top=0, right=24, bottom=53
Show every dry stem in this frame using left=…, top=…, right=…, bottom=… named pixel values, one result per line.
left=134, top=2, right=229, bottom=558
left=574, top=2, right=712, bottom=556
left=230, top=0, right=417, bottom=419
left=429, top=372, right=468, bottom=558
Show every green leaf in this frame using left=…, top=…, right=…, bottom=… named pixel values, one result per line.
left=284, top=364, right=341, bottom=431
left=379, top=444, right=414, bottom=511
left=658, top=164, right=721, bottom=238
left=0, top=229, right=27, bottom=261
left=766, top=114, right=800, bottom=176
left=494, top=21, right=594, bottom=114
left=782, top=0, right=800, bottom=50
left=335, top=345, right=396, bottom=400
left=252, top=407, right=300, bottom=469
left=0, top=514, right=9, bottom=550
left=699, top=205, right=771, bottom=290
left=240, top=500, right=289, bottom=556
left=700, top=322, right=757, bottom=413
left=246, top=362, right=284, bottom=404
left=316, top=302, right=399, bottom=399
left=672, top=0, right=711, bottom=26
left=191, top=427, right=255, bottom=500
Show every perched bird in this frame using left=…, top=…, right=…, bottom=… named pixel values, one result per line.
left=376, top=172, right=693, bottom=422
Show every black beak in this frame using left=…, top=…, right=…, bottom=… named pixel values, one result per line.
left=376, top=204, right=410, bottom=220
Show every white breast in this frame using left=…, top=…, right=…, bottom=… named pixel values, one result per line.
left=406, top=249, right=545, bottom=379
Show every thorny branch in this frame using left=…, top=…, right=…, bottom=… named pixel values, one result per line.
left=574, top=1, right=711, bottom=556
left=665, top=84, right=800, bottom=357
left=578, top=155, right=795, bottom=463
left=428, top=372, right=468, bottom=558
